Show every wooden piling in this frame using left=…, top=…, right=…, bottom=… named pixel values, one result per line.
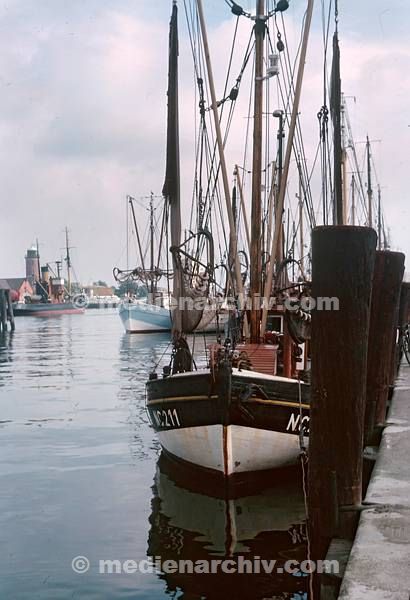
left=0, top=281, right=15, bottom=333
left=0, top=289, right=8, bottom=333
left=365, top=251, right=405, bottom=440
left=308, top=226, right=376, bottom=570
left=6, top=291, right=15, bottom=331
left=398, top=282, right=410, bottom=328
left=396, top=281, right=410, bottom=369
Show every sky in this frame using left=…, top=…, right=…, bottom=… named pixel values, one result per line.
left=0, top=0, right=409, bottom=285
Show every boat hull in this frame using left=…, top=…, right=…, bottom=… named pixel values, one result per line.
left=157, top=424, right=306, bottom=474
left=13, top=302, right=84, bottom=317
left=119, top=301, right=172, bottom=333
left=146, top=369, right=309, bottom=477
left=119, top=301, right=229, bottom=334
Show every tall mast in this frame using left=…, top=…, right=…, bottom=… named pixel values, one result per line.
left=298, top=159, right=304, bottom=276
left=341, top=94, right=348, bottom=224
left=260, top=0, right=314, bottom=337
left=351, top=174, right=355, bottom=226
left=65, top=226, right=71, bottom=296
left=150, top=192, right=155, bottom=295
left=273, top=110, right=284, bottom=267
left=234, top=166, right=251, bottom=251
left=331, top=30, right=343, bottom=225
left=197, top=0, right=248, bottom=337
left=366, top=135, right=373, bottom=228
left=249, top=0, right=265, bottom=343
left=377, top=185, right=382, bottom=250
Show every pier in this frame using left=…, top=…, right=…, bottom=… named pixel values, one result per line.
left=307, top=226, right=410, bottom=599
left=338, top=367, right=410, bottom=599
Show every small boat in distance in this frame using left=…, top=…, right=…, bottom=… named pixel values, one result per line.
left=13, top=229, right=85, bottom=317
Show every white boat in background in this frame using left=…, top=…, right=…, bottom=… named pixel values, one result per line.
left=119, top=294, right=229, bottom=334
left=119, top=298, right=171, bottom=333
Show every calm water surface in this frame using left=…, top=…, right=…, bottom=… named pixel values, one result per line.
left=0, top=311, right=307, bottom=599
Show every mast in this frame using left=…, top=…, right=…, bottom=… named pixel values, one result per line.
left=331, top=30, right=343, bottom=225
left=65, top=226, right=71, bottom=296
left=249, top=0, right=265, bottom=343
left=366, top=135, right=373, bottom=228
left=234, top=166, right=251, bottom=252
left=265, top=161, right=277, bottom=255
left=273, top=110, right=284, bottom=267
left=351, top=174, right=356, bottom=226
left=260, top=0, right=314, bottom=336
left=298, top=159, right=304, bottom=275
left=149, top=192, right=155, bottom=295
left=196, top=0, right=248, bottom=337
left=377, top=185, right=382, bottom=250
left=128, top=196, right=149, bottom=292
left=341, top=95, right=348, bottom=224
left=36, top=238, right=41, bottom=283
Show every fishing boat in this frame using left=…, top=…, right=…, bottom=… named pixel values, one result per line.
left=118, top=293, right=229, bottom=333
left=145, top=0, right=314, bottom=480
left=145, top=0, right=377, bottom=479
left=114, top=191, right=230, bottom=334
left=13, top=229, right=85, bottom=317
left=13, top=302, right=84, bottom=317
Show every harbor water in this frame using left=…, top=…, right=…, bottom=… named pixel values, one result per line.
left=0, top=311, right=308, bottom=599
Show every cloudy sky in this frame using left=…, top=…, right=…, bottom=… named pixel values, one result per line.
left=0, top=0, right=409, bottom=285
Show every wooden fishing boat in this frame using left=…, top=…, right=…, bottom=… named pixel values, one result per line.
left=146, top=0, right=314, bottom=478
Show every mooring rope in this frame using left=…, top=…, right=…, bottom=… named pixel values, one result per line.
left=297, top=374, right=314, bottom=598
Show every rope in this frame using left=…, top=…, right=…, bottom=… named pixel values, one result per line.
left=297, top=374, right=314, bottom=598
left=152, top=340, right=173, bottom=373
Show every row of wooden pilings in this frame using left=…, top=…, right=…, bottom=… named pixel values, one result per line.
left=307, top=226, right=408, bottom=599
left=0, top=285, right=15, bottom=333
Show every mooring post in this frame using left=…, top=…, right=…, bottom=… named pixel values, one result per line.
left=364, top=251, right=405, bottom=442
left=398, top=282, right=410, bottom=329
left=394, top=281, right=410, bottom=375
left=308, top=226, right=376, bottom=577
left=0, top=290, right=7, bottom=333
left=6, top=290, right=15, bottom=332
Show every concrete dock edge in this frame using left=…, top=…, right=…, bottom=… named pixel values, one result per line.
left=338, top=365, right=410, bottom=599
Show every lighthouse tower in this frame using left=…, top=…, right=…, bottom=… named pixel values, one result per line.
left=25, top=246, right=40, bottom=283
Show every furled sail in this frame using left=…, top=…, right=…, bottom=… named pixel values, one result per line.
left=163, top=1, right=213, bottom=336
left=163, top=1, right=182, bottom=335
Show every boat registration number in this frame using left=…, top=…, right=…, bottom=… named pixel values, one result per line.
left=150, top=408, right=181, bottom=429
left=286, top=412, right=310, bottom=434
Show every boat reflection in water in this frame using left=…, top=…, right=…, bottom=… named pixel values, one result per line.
left=147, top=453, right=308, bottom=599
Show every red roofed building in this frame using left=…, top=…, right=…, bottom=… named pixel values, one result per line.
left=7, top=278, right=34, bottom=302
